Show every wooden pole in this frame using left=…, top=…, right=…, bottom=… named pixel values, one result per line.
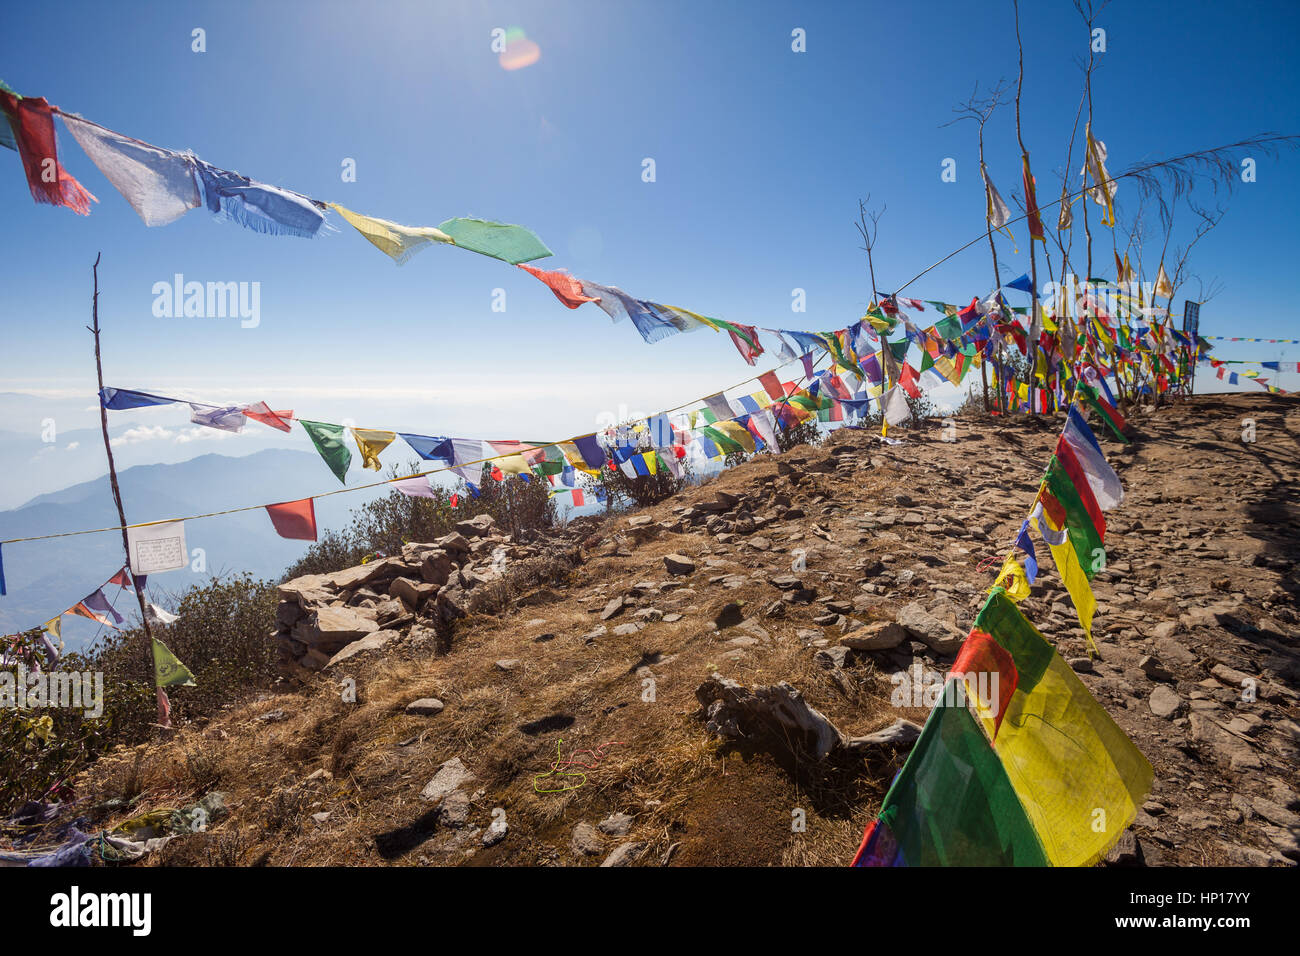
left=88, top=254, right=164, bottom=726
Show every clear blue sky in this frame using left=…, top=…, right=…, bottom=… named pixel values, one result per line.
left=2, top=0, right=1298, bottom=463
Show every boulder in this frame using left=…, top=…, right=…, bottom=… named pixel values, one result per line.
left=420, top=550, right=454, bottom=587
left=420, top=757, right=474, bottom=804
left=896, top=603, right=963, bottom=654
left=389, top=576, right=438, bottom=610
left=664, top=554, right=696, bottom=576
left=405, top=698, right=445, bottom=716
left=325, top=630, right=397, bottom=668
left=696, top=674, right=844, bottom=762
left=841, top=621, right=908, bottom=651
left=455, top=514, right=497, bottom=538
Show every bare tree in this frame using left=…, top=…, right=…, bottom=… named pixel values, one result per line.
left=946, top=80, right=1011, bottom=414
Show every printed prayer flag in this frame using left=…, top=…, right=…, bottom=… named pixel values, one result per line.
left=299, top=420, right=352, bottom=484
left=127, top=521, right=187, bottom=575
left=972, top=590, right=1151, bottom=865
left=265, top=497, right=318, bottom=541
left=1042, top=457, right=1105, bottom=580
left=152, top=637, right=196, bottom=688
left=852, top=683, right=1048, bottom=867
left=1022, top=154, right=1044, bottom=241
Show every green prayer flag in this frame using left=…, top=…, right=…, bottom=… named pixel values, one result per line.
left=299, top=420, right=351, bottom=484
left=887, top=338, right=910, bottom=361
left=152, top=638, right=196, bottom=688
left=876, top=683, right=1048, bottom=866
left=437, top=218, right=552, bottom=265
left=934, top=314, right=963, bottom=340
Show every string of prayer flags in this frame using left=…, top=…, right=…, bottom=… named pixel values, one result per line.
left=352, top=428, right=397, bottom=471
left=436, top=217, right=552, bottom=265
left=329, top=203, right=453, bottom=264
left=517, top=264, right=599, bottom=308
left=152, top=638, right=196, bottom=688
left=70, top=589, right=124, bottom=628
left=59, top=113, right=201, bottom=226
left=192, top=156, right=326, bottom=239
left=299, top=420, right=352, bottom=484
left=0, top=91, right=97, bottom=214
left=265, top=497, right=318, bottom=541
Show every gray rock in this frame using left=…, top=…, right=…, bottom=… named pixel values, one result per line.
left=601, top=598, right=626, bottom=621
left=455, top=514, right=496, bottom=538
left=439, top=790, right=471, bottom=828
left=324, top=630, right=396, bottom=668
left=1148, top=685, right=1183, bottom=719
left=420, top=757, right=475, bottom=804
left=600, top=842, right=646, bottom=867
left=597, top=812, right=634, bottom=837
left=495, top=659, right=521, bottom=671
left=390, top=575, right=438, bottom=609
left=571, top=821, right=603, bottom=856
left=896, top=602, right=964, bottom=654
left=664, top=554, right=696, bottom=576
left=841, top=621, right=907, bottom=651
left=406, top=697, right=445, bottom=716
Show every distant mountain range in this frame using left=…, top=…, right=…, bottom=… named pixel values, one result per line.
left=0, top=449, right=386, bottom=651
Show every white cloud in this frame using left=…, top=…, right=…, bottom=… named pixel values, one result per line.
left=173, top=426, right=239, bottom=444
left=65, top=441, right=80, bottom=451
left=115, top=425, right=174, bottom=445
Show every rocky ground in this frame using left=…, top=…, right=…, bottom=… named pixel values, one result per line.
left=69, top=392, right=1299, bottom=866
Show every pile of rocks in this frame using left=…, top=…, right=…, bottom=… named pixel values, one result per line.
left=274, top=514, right=517, bottom=671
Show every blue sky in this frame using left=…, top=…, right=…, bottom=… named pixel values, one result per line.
left=2, top=0, right=1298, bottom=491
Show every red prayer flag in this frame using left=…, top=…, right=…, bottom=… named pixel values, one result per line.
left=571, top=488, right=585, bottom=507
left=757, top=371, right=785, bottom=401
left=1022, top=154, right=1044, bottom=242
left=243, top=402, right=294, bottom=432
left=0, top=93, right=97, bottom=214
left=951, top=629, right=1018, bottom=738
left=108, top=567, right=132, bottom=589
left=517, top=264, right=598, bottom=309
left=266, top=498, right=318, bottom=540
left=899, top=362, right=922, bottom=399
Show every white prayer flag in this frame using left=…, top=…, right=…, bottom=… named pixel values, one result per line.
left=127, top=520, right=187, bottom=575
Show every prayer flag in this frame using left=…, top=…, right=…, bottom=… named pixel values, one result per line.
left=517, top=263, right=598, bottom=308
left=299, top=420, right=352, bottom=484
left=437, top=217, right=552, bottom=264
left=265, top=497, right=318, bottom=541
left=330, top=203, right=452, bottom=264
left=152, top=638, right=196, bottom=688
left=352, top=428, right=397, bottom=471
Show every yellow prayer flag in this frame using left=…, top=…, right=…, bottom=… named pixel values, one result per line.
left=994, top=555, right=1031, bottom=602
left=352, top=428, right=397, bottom=471
left=1043, top=510, right=1098, bottom=655
left=330, top=204, right=453, bottom=264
